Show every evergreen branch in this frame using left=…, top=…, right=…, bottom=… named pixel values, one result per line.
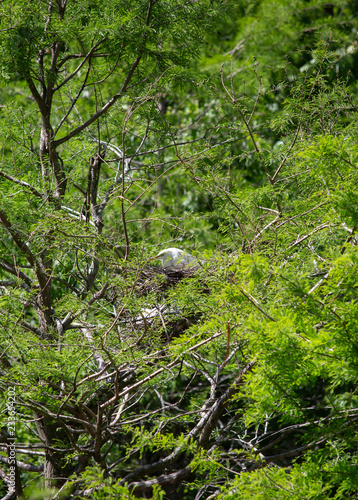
left=54, top=0, right=156, bottom=148
left=0, top=211, right=53, bottom=332
left=25, top=74, right=48, bottom=117
left=256, top=437, right=326, bottom=466
left=276, top=200, right=328, bottom=229
left=288, top=223, right=333, bottom=248
left=60, top=282, right=109, bottom=331
left=59, top=206, right=96, bottom=227
left=271, top=124, right=301, bottom=183
left=23, top=400, right=97, bottom=436
left=53, top=53, right=143, bottom=147
left=122, top=137, right=238, bottom=217
left=56, top=53, right=111, bottom=69
left=0, top=171, right=43, bottom=198
left=239, top=288, right=276, bottom=321
left=54, top=56, right=92, bottom=137
left=53, top=37, right=107, bottom=93
left=0, top=258, right=32, bottom=288
left=275, top=168, right=312, bottom=183
left=253, top=215, right=280, bottom=243
left=18, top=320, right=43, bottom=337
left=124, top=136, right=216, bottom=158
left=0, top=211, right=39, bottom=269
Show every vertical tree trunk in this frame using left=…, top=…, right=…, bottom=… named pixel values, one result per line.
left=40, top=116, right=66, bottom=200
left=35, top=414, right=74, bottom=489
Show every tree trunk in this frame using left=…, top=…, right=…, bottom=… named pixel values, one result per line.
left=40, top=116, right=66, bottom=200
left=34, top=413, right=74, bottom=489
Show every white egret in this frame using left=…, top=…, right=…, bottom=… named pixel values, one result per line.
left=134, top=304, right=179, bottom=327
left=151, top=247, right=198, bottom=270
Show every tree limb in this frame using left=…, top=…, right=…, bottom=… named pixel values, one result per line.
left=0, top=258, right=32, bottom=288
left=0, top=453, right=43, bottom=472
left=0, top=170, right=43, bottom=198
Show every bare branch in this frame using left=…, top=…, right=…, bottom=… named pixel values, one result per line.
left=128, top=467, right=192, bottom=494
left=102, top=331, right=222, bottom=408
left=0, top=454, right=43, bottom=472
left=198, top=360, right=256, bottom=448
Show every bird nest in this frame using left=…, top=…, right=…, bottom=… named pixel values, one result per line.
left=106, top=264, right=201, bottom=343
left=136, top=265, right=197, bottom=295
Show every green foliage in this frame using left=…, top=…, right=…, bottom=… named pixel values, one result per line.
left=71, top=466, right=166, bottom=499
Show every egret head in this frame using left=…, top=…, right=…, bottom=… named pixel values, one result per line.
left=151, top=248, right=196, bottom=270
